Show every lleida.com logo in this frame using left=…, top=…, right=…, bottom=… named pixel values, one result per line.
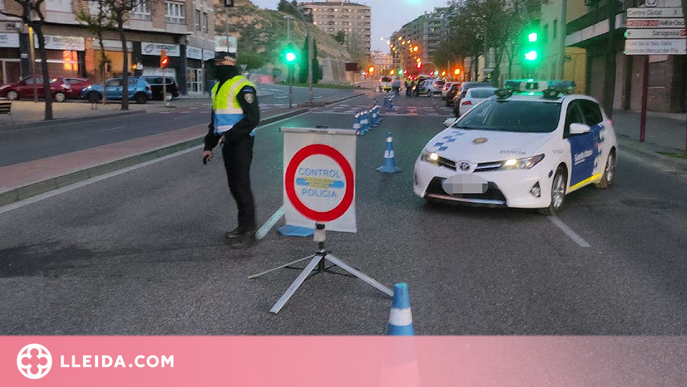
left=17, top=344, right=52, bottom=379
left=17, top=343, right=174, bottom=379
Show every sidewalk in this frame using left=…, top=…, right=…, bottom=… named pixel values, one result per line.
left=613, top=110, right=686, bottom=153
left=612, top=109, right=687, bottom=171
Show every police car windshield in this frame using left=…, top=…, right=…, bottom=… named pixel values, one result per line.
left=455, top=100, right=561, bottom=133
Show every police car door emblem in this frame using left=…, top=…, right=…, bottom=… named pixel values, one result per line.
left=244, top=93, right=255, bottom=104
left=473, top=137, right=488, bottom=144
left=458, top=161, right=471, bottom=171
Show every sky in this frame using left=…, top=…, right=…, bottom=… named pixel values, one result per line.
left=250, top=0, right=451, bottom=52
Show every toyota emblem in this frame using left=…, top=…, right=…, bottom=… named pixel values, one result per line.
left=458, top=161, right=471, bottom=171
left=473, top=137, right=488, bottom=144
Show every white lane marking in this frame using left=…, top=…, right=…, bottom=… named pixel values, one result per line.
left=256, top=205, right=285, bottom=240
left=1, top=112, right=310, bottom=214
left=98, top=126, right=124, bottom=132
left=548, top=216, right=591, bottom=248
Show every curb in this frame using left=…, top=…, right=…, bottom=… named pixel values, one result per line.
left=618, top=137, right=687, bottom=172
left=299, top=92, right=365, bottom=108
left=0, top=110, right=147, bottom=132
left=0, top=108, right=308, bottom=208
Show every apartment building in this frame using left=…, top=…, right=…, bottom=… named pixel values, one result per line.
left=298, top=0, right=371, bottom=56
left=0, top=0, right=215, bottom=95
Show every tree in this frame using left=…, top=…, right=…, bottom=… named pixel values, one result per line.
left=345, top=30, right=368, bottom=70
left=0, top=0, right=54, bottom=120
left=298, top=38, right=322, bottom=84
left=238, top=52, right=268, bottom=71
left=333, top=30, right=346, bottom=45
left=105, top=0, right=139, bottom=110
left=76, top=0, right=115, bottom=105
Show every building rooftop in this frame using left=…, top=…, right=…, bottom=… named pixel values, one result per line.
left=299, top=1, right=370, bottom=8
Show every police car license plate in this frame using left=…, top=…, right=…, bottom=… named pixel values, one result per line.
left=442, top=174, right=488, bottom=195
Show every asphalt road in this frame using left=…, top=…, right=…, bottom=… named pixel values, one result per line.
left=1, top=93, right=686, bottom=335
left=0, top=86, right=357, bottom=167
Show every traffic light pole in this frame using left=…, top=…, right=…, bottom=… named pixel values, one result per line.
left=285, top=2, right=313, bottom=105
left=289, top=64, right=293, bottom=109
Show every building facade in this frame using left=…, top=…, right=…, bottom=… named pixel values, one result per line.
left=298, top=0, right=371, bottom=57
left=565, top=0, right=686, bottom=113
left=0, top=0, right=215, bottom=95
left=370, top=49, right=392, bottom=72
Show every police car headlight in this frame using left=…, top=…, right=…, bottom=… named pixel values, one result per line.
left=420, top=150, right=440, bottom=165
left=499, top=154, right=545, bottom=170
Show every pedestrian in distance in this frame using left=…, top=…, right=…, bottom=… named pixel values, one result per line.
left=202, top=51, right=261, bottom=249
left=392, top=77, right=401, bottom=95
left=88, top=89, right=100, bottom=110
left=409, top=80, right=416, bottom=98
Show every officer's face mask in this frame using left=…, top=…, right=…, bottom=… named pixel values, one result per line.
left=216, top=65, right=236, bottom=81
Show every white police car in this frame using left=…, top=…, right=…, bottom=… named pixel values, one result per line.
left=413, top=86, right=618, bottom=214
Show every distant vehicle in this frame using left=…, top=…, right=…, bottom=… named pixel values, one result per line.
left=458, top=86, right=498, bottom=116
left=415, top=89, right=618, bottom=215
left=81, top=77, right=153, bottom=104
left=0, top=76, right=90, bottom=102
left=418, top=79, right=435, bottom=95
left=452, top=81, right=492, bottom=116
left=441, top=82, right=456, bottom=100
left=379, top=76, right=393, bottom=92
left=426, top=80, right=446, bottom=97
left=141, top=76, right=180, bottom=100
left=445, top=82, right=461, bottom=107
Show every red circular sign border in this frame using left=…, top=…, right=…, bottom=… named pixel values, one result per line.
left=285, top=144, right=354, bottom=222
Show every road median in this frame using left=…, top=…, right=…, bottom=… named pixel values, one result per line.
left=0, top=108, right=308, bottom=208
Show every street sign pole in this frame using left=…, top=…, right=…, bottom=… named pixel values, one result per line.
left=640, top=55, right=649, bottom=143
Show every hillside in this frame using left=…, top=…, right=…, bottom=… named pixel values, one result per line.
left=215, top=0, right=352, bottom=82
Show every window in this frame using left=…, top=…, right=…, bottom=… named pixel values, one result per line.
left=203, top=12, right=208, bottom=33
left=553, top=19, right=558, bottom=39
left=131, top=0, right=151, bottom=20
left=195, top=9, right=201, bottom=31
left=579, top=100, right=604, bottom=126
left=564, top=101, right=584, bottom=138
left=456, top=101, right=562, bottom=133
left=106, top=79, right=121, bottom=87
left=166, top=1, right=185, bottom=24
left=542, top=24, right=548, bottom=43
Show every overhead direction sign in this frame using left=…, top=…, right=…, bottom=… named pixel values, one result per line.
left=627, top=7, right=683, bottom=18
left=626, top=18, right=685, bottom=28
left=624, top=39, right=686, bottom=55
left=625, top=28, right=686, bottom=39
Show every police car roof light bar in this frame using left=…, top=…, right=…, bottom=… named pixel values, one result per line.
left=494, top=88, right=514, bottom=99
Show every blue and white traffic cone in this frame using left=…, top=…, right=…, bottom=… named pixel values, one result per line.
left=370, top=107, right=378, bottom=128
left=373, top=99, right=379, bottom=107
left=353, top=112, right=361, bottom=134
left=377, top=132, right=402, bottom=173
left=376, top=105, right=383, bottom=125
left=388, top=95, right=394, bottom=109
left=362, top=110, right=370, bottom=133
left=387, top=283, right=414, bottom=335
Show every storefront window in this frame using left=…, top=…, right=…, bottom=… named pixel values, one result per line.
left=187, top=68, right=202, bottom=93
left=63, top=50, right=78, bottom=71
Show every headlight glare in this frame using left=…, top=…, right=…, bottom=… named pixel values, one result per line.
left=420, top=150, right=440, bottom=165
left=498, top=154, right=545, bottom=170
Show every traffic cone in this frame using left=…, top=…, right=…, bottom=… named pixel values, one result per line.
left=376, top=105, right=383, bottom=125
left=387, top=283, right=414, bottom=335
left=371, top=107, right=378, bottom=128
left=353, top=112, right=361, bottom=133
left=362, top=110, right=370, bottom=133
left=377, top=132, right=402, bottom=174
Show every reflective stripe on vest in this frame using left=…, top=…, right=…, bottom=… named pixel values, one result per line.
left=211, top=76, right=254, bottom=135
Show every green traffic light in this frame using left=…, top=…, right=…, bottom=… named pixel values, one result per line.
left=528, top=32, right=538, bottom=42
left=285, top=52, right=296, bottom=63
left=524, top=50, right=538, bottom=61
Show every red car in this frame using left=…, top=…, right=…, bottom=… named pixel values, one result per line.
left=0, top=76, right=91, bottom=102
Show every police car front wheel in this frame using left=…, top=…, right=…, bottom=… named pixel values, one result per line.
left=539, top=168, right=567, bottom=216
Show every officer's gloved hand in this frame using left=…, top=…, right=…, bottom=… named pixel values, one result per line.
left=202, top=150, right=213, bottom=165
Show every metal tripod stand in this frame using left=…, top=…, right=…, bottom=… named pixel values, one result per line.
left=249, top=224, right=393, bottom=314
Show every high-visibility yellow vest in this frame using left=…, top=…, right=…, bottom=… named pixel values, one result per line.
left=211, top=75, right=255, bottom=135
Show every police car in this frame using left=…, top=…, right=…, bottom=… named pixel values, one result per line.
left=413, top=80, right=617, bottom=215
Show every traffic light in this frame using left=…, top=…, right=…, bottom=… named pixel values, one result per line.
left=416, top=62, right=422, bottom=69
left=390, top=69, right=396, bottom=75
left=160, top=49, right=169, bottom=69
left=284, top=45, right=297, bottom=64
left=523, top=27, right=541, bottom=64
left=454, top=68, right=461, bottom=75
left=441, top=71, right=446, bottom=77
left=368, top=66, right=375, bottom=74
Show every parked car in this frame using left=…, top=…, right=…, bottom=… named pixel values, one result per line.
left=445, top=82, right=462, bottom=107
left=0, top=76, right=88, bottom=102
left=452, top=81, right=492, bottom=116
left=81, top=77, right=153, bottom=104
left=458, top=86, right=498, bottom=116
left=140, top=76, right=180, bottom=100
left=417, top=79, right=435, bottom=95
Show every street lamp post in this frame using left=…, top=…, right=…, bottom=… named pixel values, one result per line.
left=284, top=3, right=313, bottom=105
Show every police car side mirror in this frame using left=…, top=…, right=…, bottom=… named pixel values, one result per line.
left=443, top=117, right=458, bottom=127
left=569, top=123, right=591, bottom=135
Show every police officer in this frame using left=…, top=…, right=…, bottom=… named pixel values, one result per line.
left=202, top=52, right=260, bottom=249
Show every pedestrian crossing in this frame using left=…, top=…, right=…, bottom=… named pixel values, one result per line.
left=311, top=104, right=454, bottom=117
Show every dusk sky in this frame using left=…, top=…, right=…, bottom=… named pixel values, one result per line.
left=249, top=0, right=452, bottom=52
